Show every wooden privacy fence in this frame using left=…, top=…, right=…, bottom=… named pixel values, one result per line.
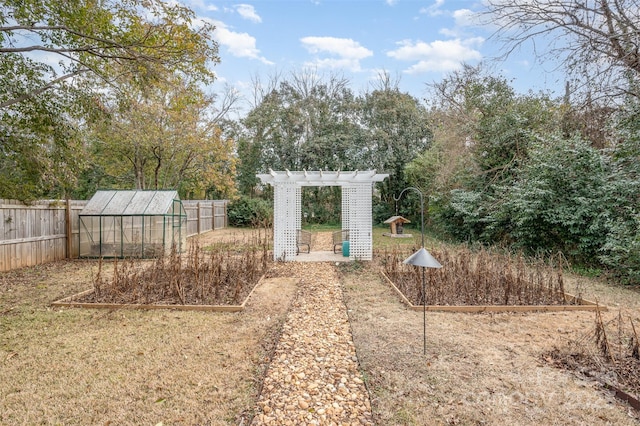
left=0, top=198, right=227, bottom=272
left=0, top=199, right=86, bottom=272
left=182, top=200, right=228, bottom=237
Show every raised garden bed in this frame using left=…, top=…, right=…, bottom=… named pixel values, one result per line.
left=52, top=242, right=272, bottom=312
left=379, top=246, right=606, bottom=312
left=545, top=308, right=640, bottom=412
left=51, top=284, right=262, bottom=312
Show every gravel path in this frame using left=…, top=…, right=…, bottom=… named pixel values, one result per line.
left=251, top=262, right=373, bottom=426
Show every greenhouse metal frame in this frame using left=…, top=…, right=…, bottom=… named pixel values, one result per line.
left=78, top=190, right=187, bottom=258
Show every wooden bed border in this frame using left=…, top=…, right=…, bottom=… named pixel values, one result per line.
left=50, top=273, right=266, bottom=312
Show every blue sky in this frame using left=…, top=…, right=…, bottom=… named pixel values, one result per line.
left=187, top=0, right=567, bottom=115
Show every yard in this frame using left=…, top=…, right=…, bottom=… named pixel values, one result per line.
left=1, top=227, right=639, bottom=425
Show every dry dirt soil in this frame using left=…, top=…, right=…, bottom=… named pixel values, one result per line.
left=1, top=228, right=640, bottom=425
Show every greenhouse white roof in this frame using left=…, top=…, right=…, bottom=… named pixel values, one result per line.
left=257, top=169, right=388, bottom=186
left=80, top=190, right=181, bottom=215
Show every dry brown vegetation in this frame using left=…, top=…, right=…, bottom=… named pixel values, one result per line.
left=83, top=235, right=270, bottom=306
left=0, top=229, right=293, bottom=425
left=341, top=260, right=640, bottom=425
left=380, top=245, right=567, bottom=306
left=546, top=308, right=640, bottom=399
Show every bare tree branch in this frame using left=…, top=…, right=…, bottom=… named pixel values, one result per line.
left=483, top=0, right=640, bottom=100
left=210, top=84, right=241, bottom=124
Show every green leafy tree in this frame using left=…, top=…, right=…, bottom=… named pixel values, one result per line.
left=415, top=65, right=561, bottom=240
left=227, top=195, right=272, bottom=228
left=498, top=135, right=609, bottom=262
left=235, top=135, right=263, bottom=197
left=358, top=77, right=433, bottom=221
left=241, top=71, right=432, bottom=224
left=242, top=71, right=361, bottom=172
left=0, top=57, right=86, bottom=199
left=599, top=96, right=640, bottom=283
left=240, top=71, right=365, bottom=222
left=0, top=0, right=218, bottom=200
left=90, top=74, right=236, bottom=199
left=430, top=65, right=558, bottom=187
left=0, top=0, right=217, bottom=106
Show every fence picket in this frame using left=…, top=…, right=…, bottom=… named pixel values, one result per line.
left=0, top=199, right=227, bottom=271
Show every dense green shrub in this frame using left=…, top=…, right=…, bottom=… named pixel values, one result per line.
left=372, top=200, right=394, bottom=226
left=499, top=136, right=609, bottom=263
left=431, top=133, right=639, bottom=284
left=437, top=189, right=493, bottom=243
left=598, top=102, right=640, bottom=284
left=227, top=196, right=272, bottom=228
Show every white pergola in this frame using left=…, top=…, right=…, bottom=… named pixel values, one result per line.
left=257, top=170, right=389, bottom=261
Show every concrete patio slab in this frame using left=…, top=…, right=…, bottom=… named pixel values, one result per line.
left=294, top=250, right=352, bottom=262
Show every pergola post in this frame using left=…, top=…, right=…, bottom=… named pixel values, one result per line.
left=273, top=182, right=300, bottom=261
left=341, top=185, right=351, bottom=234
left=344, top=183, right=373, bottom=260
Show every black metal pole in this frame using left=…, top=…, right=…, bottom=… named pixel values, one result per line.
left=420, top=192, right=426, bottom=355
left=394, top=187, right=427, bottom=355
left=418, top=189, right=426, bottom=355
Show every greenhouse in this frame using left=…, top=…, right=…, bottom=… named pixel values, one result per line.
left=78, top=190, right=187, bottom=258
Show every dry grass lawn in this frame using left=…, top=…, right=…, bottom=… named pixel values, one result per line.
left=341, top=260, right=640, bottom=425
left=2, top=227, right=640, bottom=425
left=0, top=236, right=296, bottom=425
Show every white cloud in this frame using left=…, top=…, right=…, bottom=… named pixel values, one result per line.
left=186, top=0, right=216, bottom=11
left=387, top=38, right=483, bottom=74
left=301, top=37, right=372, bottom=59
left=300, top=37, right=373, bottom=72
left=420, top=0, right=446, bottom=17
left=304, top=57, right=364, bottom=72
left=438, top=28, right=457, bottom=37
left=452, top=8, right=476, bottom=27
left=386, top=0, right=399, bottom=5
left=235, top=4, right=262, bottom=23
left=434, top=8, right=480, bottom=38
left=207, top=18, right=272, bottom=64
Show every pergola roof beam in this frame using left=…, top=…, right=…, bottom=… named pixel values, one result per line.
left=257, top=170, right=388, bottom=186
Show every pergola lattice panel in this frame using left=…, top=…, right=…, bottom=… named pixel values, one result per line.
left=257, top=170, right=388, bottom=261
left=273, top=182, right=301, bottom=260
left=344, top=183, right=373, bottom=260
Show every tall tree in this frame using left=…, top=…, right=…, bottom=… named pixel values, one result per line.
left=90, top=74, right=236, bottom=199
left=499, top=135, right=610, bottom=262
left=0, top=63, right=85, bottom=200
left=414, top=64, right=562, bottom=240
left=242, top=71, right=361, bottom=173
left=0, top=0, right=218, bottom=200
left=0, top=0, right=217, bottom=107
left=599, top=94, right=640, bottom=283
left=358, top=76, right=433, bottom=220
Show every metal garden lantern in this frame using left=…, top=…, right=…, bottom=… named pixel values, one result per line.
left=394, top=187, right=442, bottom=355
